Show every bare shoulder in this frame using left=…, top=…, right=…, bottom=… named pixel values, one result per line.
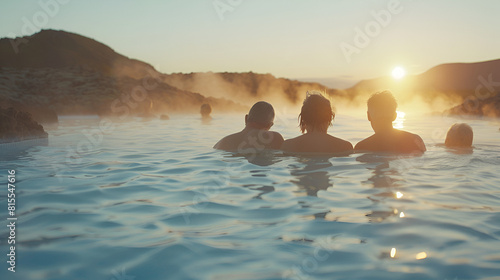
left=354, top=131, right=425, bottom=153
left=249, top=130, right=284, bottom=150
left=328, top=135, right=353, bottom=150
left=399, top=130, right=426, bottom=152
left=280, top=135, right=301, bottom=151
left=261, top=130, right=284, bottom=142
left=213, top=135, right=229, bottom=149
left=213, top=132, right=240, bottom=150
left=271, top=131, right=284, bottom=141
left=270, top=131, right=285, bottom=149
left=354, top=134, right=376, bottom=150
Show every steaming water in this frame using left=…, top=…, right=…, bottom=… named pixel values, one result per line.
left=1, top=113, right=500, bottom=280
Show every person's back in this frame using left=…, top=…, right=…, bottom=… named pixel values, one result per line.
left=214, top=129, right=283, bottom=152
left=200, top=103, right=212, bottom=120
left=355, top=91, right=426, bottom=153
left=281, top=93, right=353, bottom=154
left=281, top=132, right=352, bottom=153
left=355, top=129, right=425, bottom=153
left=214, top=101, right=284, bottom=152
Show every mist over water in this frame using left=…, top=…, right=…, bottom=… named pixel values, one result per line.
left=163, top=72, right=346, bottom=111
left=160, top=71, right=470, bottom=118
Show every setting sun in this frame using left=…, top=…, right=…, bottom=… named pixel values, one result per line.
left=392, top=66, right=406, bottom=79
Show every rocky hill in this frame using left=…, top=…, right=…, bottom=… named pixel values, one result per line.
left=0, top=29, right=155, bottom=79
left=0, top=29, right=245, bottom=121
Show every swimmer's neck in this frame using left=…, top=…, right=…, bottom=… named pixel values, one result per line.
left=243, top=123, right=269, bottom=131
left=304, top=124, right=328, bottom=134
left=305, top=128, right=328, bottom=134
left=372, top=122, right=396, bottom=134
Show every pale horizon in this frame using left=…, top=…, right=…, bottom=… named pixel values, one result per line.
left=1, top=0, right=499, bottom=85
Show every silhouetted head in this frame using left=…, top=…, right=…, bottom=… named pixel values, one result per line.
left=299, top=92, right=335, bottom=133
left=445, top=123, right=473, bottom=147
left=367, top=90, right=398, bottom=133
left=245, top=101, right=275, bottom=130
left=200, top=103, right=212, bottom=118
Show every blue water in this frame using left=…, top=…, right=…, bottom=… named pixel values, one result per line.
left=1, top=113, right=500, bottom=280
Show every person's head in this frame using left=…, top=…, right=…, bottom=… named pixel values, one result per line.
left=245, top=101, right=275, bottom=130
left=367, top=90, right=398, bottom=133
left=200, top=103, right=212, bottom=118
left=299, top=92, right=335, bottom=133
left=445, top=123, right=473, bottom=147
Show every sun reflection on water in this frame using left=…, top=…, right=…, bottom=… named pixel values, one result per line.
left=396, top=191, right=404, bottom=199
left=390, top=248, right=397, bottom=258
left=393, top=111, right=406, bottom=129
left=416, top=252, right=428, bottom=260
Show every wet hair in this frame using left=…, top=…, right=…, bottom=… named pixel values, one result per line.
left=247, top=101, right=275, bottom=125
left=298, top=92, right=335, bottom=133
left=367, top=90, right=398, bottom=119
left=445, top=123, right=473, bottom=147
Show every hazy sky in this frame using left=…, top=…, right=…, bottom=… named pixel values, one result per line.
left=1, top=0, right=499, bottom=83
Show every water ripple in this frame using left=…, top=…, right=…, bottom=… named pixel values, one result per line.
left=1, top=115, right=499, bottom=279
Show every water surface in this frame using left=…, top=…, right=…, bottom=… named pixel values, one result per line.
left=1, top=113, right=499, bottom=280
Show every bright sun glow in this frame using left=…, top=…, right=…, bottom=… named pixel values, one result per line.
left=392, top=66, right=406, bottom=79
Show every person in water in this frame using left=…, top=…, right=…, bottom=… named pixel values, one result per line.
left=281, top=92, right=353, bottom=153
left=200, top=103, right=212, bottom=120
left=214, top=101, right=284, bottom=151
left=355, top=90, right=426, bottom=153
left=445, top=123, right=473, bottom=148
